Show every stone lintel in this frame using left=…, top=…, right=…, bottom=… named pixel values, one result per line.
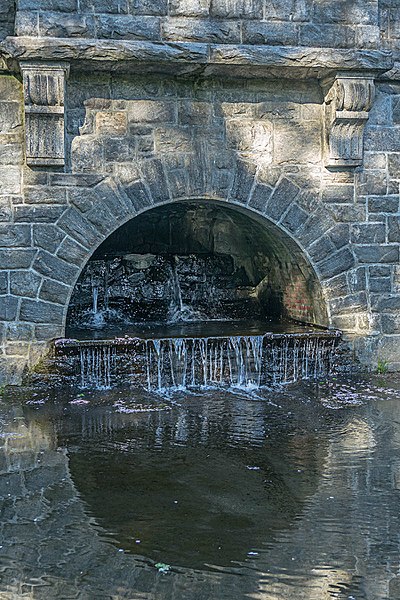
left=1, top=38, right=393, bottom=80
left=20, top=61, right=70, bottom=168
left=323, top=73, right=376, bottom=170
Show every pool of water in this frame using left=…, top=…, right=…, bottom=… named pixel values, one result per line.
left=1, top=375, right=400, bottom=599
left=66, top=318, right=328, bottom=340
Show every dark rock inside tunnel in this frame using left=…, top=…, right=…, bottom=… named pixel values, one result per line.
left=66, top=201, right=329, bottom=333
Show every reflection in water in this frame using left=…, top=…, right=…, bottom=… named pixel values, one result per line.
left=0, top=376, right=400, bottom=598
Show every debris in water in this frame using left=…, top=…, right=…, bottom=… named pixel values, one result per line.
left=155, top=562, right=171, bottom=573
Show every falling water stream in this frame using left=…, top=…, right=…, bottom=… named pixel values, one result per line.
left=68, top=330, right=338, bottom=390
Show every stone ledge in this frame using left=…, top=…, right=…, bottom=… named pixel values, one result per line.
left=381, top=50, right=400, bottom=81
left=0, top=37, right=394, bottom=79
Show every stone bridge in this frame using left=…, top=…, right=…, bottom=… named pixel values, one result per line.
left=0, top=0, right=400, bottom=383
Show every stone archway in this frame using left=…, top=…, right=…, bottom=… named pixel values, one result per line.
left=29, top=169, right=359, bottom=338
left=2, top=166, right=364, bottom=384
left=65, top=199, right=330, bottom=331
left=53, top=170, right=357, bottom=335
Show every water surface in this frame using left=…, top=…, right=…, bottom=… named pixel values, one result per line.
left=1, top=376, right=400, bottom=599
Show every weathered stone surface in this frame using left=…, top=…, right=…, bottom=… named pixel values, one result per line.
left=370, top=277, right=392, bottom=293
left=370, top=265, right=392, bottom=278
left=14, top=205, right=66, bottom=223
left=329, top=291, right=368, bottom=316
left=24, top=187, right=67, bottom=205
left=56, top=237, right=88, bottom=266
left=128, top=0, right=167, bottom=15
left=248, top=183, right=273, bottom=212
left=308, top=236, right=337, bottom=262
left=2, top=37, right=392, bottom=79
left=354, top=245, right=399, bottom=264
left=230, top=160, right=257, bottom=204
left=0, top=143, right=23, bottom=165
left=351, top=223, right=386, bottom=244
left=33, top=225, right=65, bottom=253
left=0, top=197, right=12, bottom=222
left=0, top=166, right=21, bottom=194
left=6, top=322, right=34, bottom=341
left=365, top=128, right=400, bottom=152
left=19, top=299, right=63, bottom=324
left=34, top=323, right=64, bottom=340
left=0, top=296, right=18, bottom=321
left=0, top=225, right=31, bottom=247
left=128, top=100, right=176, bottom=124
left=57, top=208, right=100, bottom=248
left=140, top=159, right=170, bottom=204
left=317, top=247, right=355, bottom=280
left=123, top=180, right=152, bottom=212
left=39, top=279, right=70, bottom=304
left=210, top=0, right=262, bottom=19
left=388, top=216, right=400, bottom=243
left=242, top=22, right=298, bottom=46
left=32, top=250, right=78, bottom=284
left=18, top=0, right=78, bottom=10
left=10, top=271, right=41, bottom=298
left=264, top=0, right=310, bottom=22
left=280, top=203, right=309, bottom=234
left=38, top=12, right=96, bottom=37
left=300, top=23, right=356, bottom=48
left=313, top=1, right=378, bottom=26
left=0, top=102, right=22, bottom=133
left=163, top=18, right=241, bottom=44
left=329, top=224, right=350, bottom=249
left=168, top=0, right=210, bottom=17
left=95, top=15, right=160, bottom=41
left=322, top=184, right=354, bottom=204
left=0, top=249, right=35, bottom=269
left=0, top=272, right=7, bottom=295
left=264, top=177, right=300, bottom=221
left=368, top=195, right=399, bottom=213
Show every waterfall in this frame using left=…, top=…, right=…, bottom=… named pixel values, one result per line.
left=66, top=332, right=338, bottom=390
left=169, top=256, right=184, bottom=314
left=79, top=346, right=116, bottom=389
left=167, top=257, right=205, bottom=323
left=92, top=286, right=99, bottom=315
left=144, top=334, right=337, bottom=391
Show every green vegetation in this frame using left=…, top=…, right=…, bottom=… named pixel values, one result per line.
left=377, top=359, right=389, bottom=375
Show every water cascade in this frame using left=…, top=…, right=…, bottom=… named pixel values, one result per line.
left=92, top=286, right=99, bottom=316
left=56, top=331, right=340, bottom=391
left=144, top=334, right=336, bottom=390
left=167, top=257, right=206, bottom=323
left=79, top=345, right=116, bottom=389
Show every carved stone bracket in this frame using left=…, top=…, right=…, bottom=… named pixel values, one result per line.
left=20, top=62, right=70, bottom=167
left=323, top=74, right=375, bottom=169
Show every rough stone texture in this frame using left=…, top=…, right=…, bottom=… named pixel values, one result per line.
left=0, top=0, right=15, bottom=40
left=0, top=4, right=399, bottom=381
left=9, top=0, right=386, bottom=51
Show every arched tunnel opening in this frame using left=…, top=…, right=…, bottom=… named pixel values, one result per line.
left=65, top=201, right=329, bottom=338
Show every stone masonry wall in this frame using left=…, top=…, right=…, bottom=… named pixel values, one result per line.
left=14, top=0, right=381, bottom=49
left=0, top=67, right=399, bottom=383
left=0, top=2, right=399, bottom=383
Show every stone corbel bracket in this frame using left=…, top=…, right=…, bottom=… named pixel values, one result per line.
left=20, top=61, right=70, bottom=167
left=323, top=74, right=375, bottom=169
